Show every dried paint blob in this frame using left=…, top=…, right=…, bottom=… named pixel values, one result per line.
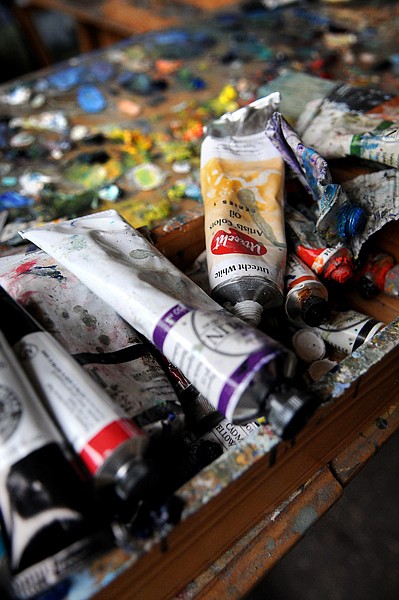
left=88, top=61, right=115, bottom=82
left=9, top=132, right=35, bottom=148
left=77, top=85, right=107, bottom=113
left=172, top=161, right=191, bottom=174
left=1, top=176, right=17, bottom=187
left=117, top=99, right=142, bottom=117
left=1, top=85, right=31, bottom=105
left=70, top=125, right=89, bottom=141
left=0, top=191, right=34, bottom=210
left=48, top=66, right=84, bottom=91
left=19, top=172, right=52, bottom=195
left=128, top=163, right=165, bottom=191
left=98, top=184, right=121, bottom=202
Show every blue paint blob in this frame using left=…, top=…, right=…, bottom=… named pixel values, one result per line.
left=0, top=191, right=34, bottom=209
left=77, top=85, right=107, bottom=113
left=189, top=77, right=206, bottom=90
left=48, top=66, right=84, bottom=91
left=185, top=183, right=202, bottom=200
left=152, top=30, right=190, bottom=46
left=1, top=176, right=18, bottom=187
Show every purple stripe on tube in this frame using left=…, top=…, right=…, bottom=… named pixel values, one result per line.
left=217, top=349, right=276, bottom=416
left=153, top=304, right=190, bottom=351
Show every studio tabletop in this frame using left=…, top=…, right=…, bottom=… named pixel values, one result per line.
left=1, top=2, right=399, bottom=599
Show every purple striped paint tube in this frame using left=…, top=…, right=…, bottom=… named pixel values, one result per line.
left=21, top=210, right=318, bottom=438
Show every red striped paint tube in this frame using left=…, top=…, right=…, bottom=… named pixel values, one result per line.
left=285, top=204, right=354, bottom=284
left=0, top=326, right=113, bottom=599
left=0, top=286, right=158, bottom=521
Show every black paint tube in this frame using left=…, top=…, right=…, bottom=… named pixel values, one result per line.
left=0, top=286, right=162, bottom=523
left=0, top=329, right=113, bottom=600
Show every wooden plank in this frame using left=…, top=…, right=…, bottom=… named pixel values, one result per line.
left=330, top=401, right=399, bottom=486
left=176, top=467, right=342, bottom=600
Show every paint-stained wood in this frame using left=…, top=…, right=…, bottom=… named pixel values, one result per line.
left=331, top=401, right=399, bottom=486
left=176, top=467, right=342, bottom=599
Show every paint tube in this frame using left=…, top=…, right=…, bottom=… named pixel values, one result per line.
left=0, top=247, right=180, bottom=419
left=297, top=84, right=399, bottom=169
left=383, top=265, right=399, bottom=298
left=285, top=204, right=354, bottom=284
left=0, top=328, right=112, bottom=599
left=21, top=209, right=318, bottom=438
left=0, top=525, right=12, bottom=599
left=355, top=250, right=395, bottom=299
left=200, top=93, right=286, bottom=327
left=265, top=111, right=366, bottom=245
left=0, top=286, right=160, bottom=521
left=164, top=360, right=259, bottom=448
left=312, top=309, right=385, bottom=355
left=284, top=252, right=330, bottom=327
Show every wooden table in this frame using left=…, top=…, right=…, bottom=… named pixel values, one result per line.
left=14, top=0, right=237, bottom=60
left=1, top=2, right=399, bottom=598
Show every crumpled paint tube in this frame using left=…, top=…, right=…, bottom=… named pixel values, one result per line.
left=285, top=204, right=354, bottom=284
left=21, top=209, right=318, bottom=437
left=297, top=84, right=399, bottom=169
left=0, top=247, right=180, bottom=419
left=341, top=169, right=399, bottom=259
left=265, top=111, right=366, bottom=245
left=200, top=94, right=287, bottom=327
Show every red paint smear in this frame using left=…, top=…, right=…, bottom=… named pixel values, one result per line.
left=15, top=259, right=38, bottom=275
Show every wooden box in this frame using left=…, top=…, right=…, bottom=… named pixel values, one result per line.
left=1, top=3, right=399, bottom=598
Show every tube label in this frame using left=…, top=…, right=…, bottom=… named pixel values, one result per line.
left=285, top=253, right=319, bottom=291
left=0, top=332, right=61, bottom=471
left=314, top=310, right=384, bottom=354
left=201, top=131, right=286, bottom=295
left=202, top=419, right=258, bottom=451
left=155, top=305, right=280, bottom=420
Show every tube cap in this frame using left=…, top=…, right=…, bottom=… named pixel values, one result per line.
left=301, top=296, right=330, bottom=327
left=267, top=384, right=319, bottom=440
left=228, top=300, right=263, bottom=327
left=292, top=328, right=326, bottom=363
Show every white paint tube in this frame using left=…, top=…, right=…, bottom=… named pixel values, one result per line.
left=201, top=94, right=287, bottom=327
left=21, top=209, right=317, bottom=437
